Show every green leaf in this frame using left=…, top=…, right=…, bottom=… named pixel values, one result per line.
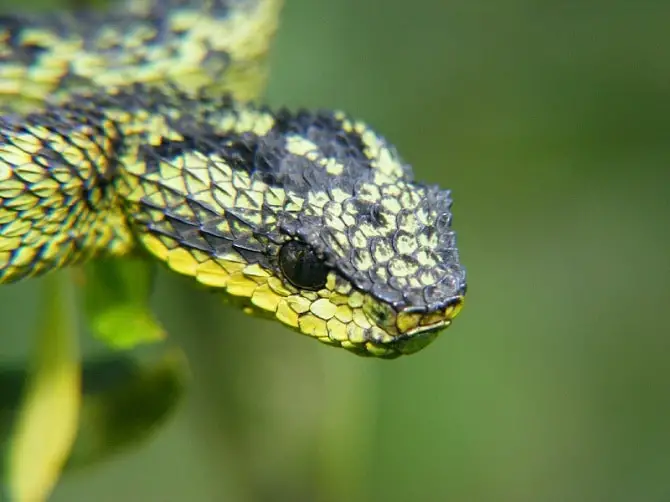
left=6, top=272, right=81, bottom=502
left=81, top=258, right=166, bottom=349
left=0, top=346, right=188, bottom=484
left=66, top=346, right=188, bottom=471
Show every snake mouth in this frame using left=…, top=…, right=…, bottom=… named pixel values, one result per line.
left=405, top=318, right=451, bottom=336
left=388, top=296, right=465, bottom=355
left=331, top=296, right=465, bottom=359
left=395, top=296, right=464, bottom=335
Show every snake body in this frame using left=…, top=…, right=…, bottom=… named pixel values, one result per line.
left=0, top=0, right=466, bottom=358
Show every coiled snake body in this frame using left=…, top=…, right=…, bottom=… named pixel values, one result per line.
left=0, top=0, right=466, bottom=358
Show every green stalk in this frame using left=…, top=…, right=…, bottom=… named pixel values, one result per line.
left=6, top=272, right=81, bottom=502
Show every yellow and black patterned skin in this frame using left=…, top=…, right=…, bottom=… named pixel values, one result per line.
left=0, top=0, right=466, bottom=358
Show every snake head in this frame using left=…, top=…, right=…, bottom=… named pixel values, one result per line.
left=127, top=97, right=466, bottom=358
left=251, top=110, right=467, bottom=357
left=275, top=180, right=466, bottom=357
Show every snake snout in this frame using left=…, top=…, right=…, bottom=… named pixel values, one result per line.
left=390, top=297, right=465, bottom=354
left=396, top=296, right=464, bottom=341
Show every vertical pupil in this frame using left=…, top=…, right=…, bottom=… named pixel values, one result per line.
left=279, top=241, right=328, bottom=290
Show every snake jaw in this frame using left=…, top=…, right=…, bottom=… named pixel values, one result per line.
left=363, top=295, right=465, bottom=357
left=388, top=330, right=442, bottom=356
left=398, top=296, right=465, bottom=333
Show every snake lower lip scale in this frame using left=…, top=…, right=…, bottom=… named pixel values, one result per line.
left=0, top=0, right=466, bottom=358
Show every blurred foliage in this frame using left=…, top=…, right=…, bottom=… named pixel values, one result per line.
left=5, top=273, right=80, bottom=502
left=1, top=0, right=669, bottom=501
left=81, top=259, right=165, bottom=349
left=0, top=266, right=186, bottom=501
left=1, top=346, right=188, bottom=477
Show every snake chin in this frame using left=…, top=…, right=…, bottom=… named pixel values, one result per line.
left=340, top=295, right=465, bottom=359
left=390, top=330, right=442, bottom=356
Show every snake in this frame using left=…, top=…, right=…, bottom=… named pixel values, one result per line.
left=0, top=0, right=466, bottom=359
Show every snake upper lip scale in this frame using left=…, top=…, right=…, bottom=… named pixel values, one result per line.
left=0, top=0, right=466, bottom=358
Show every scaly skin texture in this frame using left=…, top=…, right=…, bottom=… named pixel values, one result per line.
left=0, top=0, right=281, bottom=111
left=0, top=0, right=466, bottom=358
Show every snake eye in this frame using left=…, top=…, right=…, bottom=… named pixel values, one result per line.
left=279, top=241, right=328, bottom=291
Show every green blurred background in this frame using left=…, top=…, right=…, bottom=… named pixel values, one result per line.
left=1, top=0, right=669, bottom=500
